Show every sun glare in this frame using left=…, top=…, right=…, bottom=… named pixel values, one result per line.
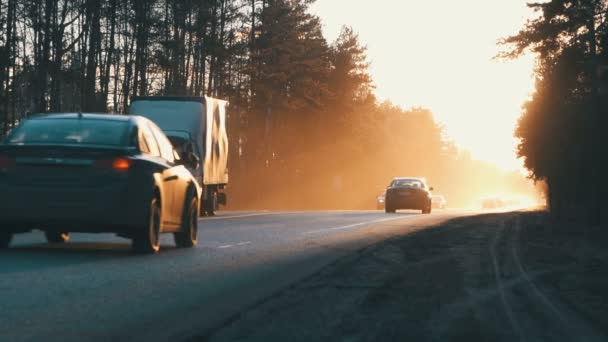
left=312, top=0, right=537, bottom=171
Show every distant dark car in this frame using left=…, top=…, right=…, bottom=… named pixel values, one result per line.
left=0, top=114, right=201, bottom=254
left=385, top=177, right=433, bottom=214
left=376, top=192, right=386, bottom=210
left=431, top=195, right=447, bottom=209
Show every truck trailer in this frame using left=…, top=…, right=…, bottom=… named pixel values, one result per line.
left=129, top=96, right=228, bottom=216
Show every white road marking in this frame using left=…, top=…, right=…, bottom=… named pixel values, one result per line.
left=217, top=241, right=252, bottom=249
left=200, top=212, right=276, bottom=221
left=302, top=215, right=417, bottom=235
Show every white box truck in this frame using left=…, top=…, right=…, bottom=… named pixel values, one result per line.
left=129, top=96, right=228, bottom=216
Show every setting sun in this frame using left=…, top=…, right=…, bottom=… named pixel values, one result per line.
left=312, top=0, right=537, bottom=171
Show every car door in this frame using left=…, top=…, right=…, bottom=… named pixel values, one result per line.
left=138, top=123, right=179, bottom=228
left=147, top=122, right=191, bottom=228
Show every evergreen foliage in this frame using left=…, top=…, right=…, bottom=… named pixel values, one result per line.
left=0, top=0, right=534, bottom=208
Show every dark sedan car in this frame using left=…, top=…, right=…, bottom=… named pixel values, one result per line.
left=0, top=113, right=201, bottom=253
left=431, top=195, right=447, bottom=209
left=385, top=177, right=433, bottom=214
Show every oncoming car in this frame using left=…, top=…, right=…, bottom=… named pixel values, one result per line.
left=482, top=197, right=507, bottom=210
left=385, top=177, right=433, bottom=214
left=431, top=195, right=447, bottom=209
left=376, top=192, right=386, bottom=210
left=0, top=113, right=201, bottom=254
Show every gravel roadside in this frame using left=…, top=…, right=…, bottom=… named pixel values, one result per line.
left=205, top=212, right=608, bottom=342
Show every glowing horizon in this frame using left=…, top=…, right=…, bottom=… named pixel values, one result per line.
left=311, top=0, right=537, bottom=171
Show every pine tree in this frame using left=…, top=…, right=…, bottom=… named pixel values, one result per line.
left=500, top=0, right=608, bottom=221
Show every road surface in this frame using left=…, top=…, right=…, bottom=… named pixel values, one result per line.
left=209, top=211, right=608, bottom=342
left=0, top=210, right=465, bottom=342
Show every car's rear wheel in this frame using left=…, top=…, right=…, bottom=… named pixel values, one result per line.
left=0, top=231, right=13, bottom=249
left=133, top=196, right=161, bottom=254
left=45, top=232, right=70, bottom=244
left=175, top=194, right=198, bottom=248
left=422, top=203, right=432, bottom=214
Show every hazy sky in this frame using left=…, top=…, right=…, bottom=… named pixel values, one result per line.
left=310, top=1, right=537, bottom=170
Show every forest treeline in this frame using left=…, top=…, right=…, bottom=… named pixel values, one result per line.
left=501, top=0, right=608, bottom=222
left=0, top=0, right=534, bottom=209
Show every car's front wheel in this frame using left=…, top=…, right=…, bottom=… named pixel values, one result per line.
left=0, top=231, right=13, bottom=249
left=45, top=232, right=70, bottom=244
left=133, top=196, right=161, bottom=254
left=175, top=195, right=198, bottom=248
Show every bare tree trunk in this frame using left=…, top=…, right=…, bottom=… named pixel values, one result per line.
left=185, top=9, right=194, bottom=95
left=122, top=30, right=135, bottom=113
left=133, top=0, right=150, bottom=97
left=1, top=0, right=16, bottom=133
left=82, top=0, right=101, bottom=111
left=207, top=2, right=218, bottom=96
left=215, top=0, right=227, bottom=97
left=36, top=0, right=55, bottom=113
left=100, top=0, right=117, bottom=108
left=49, top=0, right=72, bottom=112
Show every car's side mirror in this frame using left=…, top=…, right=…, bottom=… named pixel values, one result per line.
left=185, top=151, right=200, bottom=169
left=177, top=151, right=199, bottom=170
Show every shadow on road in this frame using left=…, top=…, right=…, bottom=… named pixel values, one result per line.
left=0, top=241, right=189, bottom=275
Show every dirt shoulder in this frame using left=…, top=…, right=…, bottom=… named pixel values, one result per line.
left=205, top=212, right=608, bottom=342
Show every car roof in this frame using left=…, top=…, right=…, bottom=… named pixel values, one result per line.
left=392, top=177, right=426, bottom=182
left=132, top=96, right=206, bottom=103
left=29, top=113, right=135, bottom=122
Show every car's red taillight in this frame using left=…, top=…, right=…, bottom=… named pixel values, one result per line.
left=94, top=157, right=132, bottom=172
left=0, top=155, right=15, bottom=170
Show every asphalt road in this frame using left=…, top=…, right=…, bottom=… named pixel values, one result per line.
left=0, top=209, right=467, bottom=342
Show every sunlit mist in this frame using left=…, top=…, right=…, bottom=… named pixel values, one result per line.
left=312, top=0, right=536, bottom=171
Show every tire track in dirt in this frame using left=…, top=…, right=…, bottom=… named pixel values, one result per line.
left=509, top=215, right=607, bottom=342
left=489, top=220, right=526, bottom=340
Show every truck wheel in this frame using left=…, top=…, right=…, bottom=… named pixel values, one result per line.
left=175, top=195, right=198, bottom=248
left=206, top=191, right=217, bottom=216
left=133, top=196, right=161, bottom=254
left=0, top=231, right=13, bottom=249
left=199, top=200, right=207, bottom=216
left=45, top=232, right=70, bottom=244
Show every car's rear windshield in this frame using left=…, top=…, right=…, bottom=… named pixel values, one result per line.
left=5, top=118, right=130, bottom=147
left=392, top=179, right=425, bottom=188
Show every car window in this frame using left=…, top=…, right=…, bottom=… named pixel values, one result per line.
left=6, top=118, right=129, bottom=146
left=139, top=125, right=161, bottom=157
left=127, top=126, right=139, bottom=148
left=147, top=122, right=175, bottom=163
left=391, top=179, right=425, bottom=188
